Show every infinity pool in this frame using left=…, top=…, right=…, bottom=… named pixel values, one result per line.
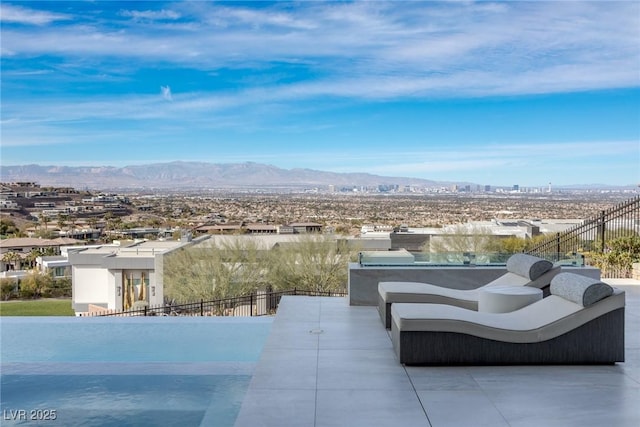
left=0, top=317, right=273, bottom=427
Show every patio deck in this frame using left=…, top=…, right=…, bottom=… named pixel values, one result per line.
left=234, top=279, right=640, bottom=427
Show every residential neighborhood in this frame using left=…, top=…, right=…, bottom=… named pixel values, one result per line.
left=1, top=181, right=638, bottom=316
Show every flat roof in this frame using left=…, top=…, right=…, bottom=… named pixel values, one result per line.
left=70, top=240, right=185, bottom=258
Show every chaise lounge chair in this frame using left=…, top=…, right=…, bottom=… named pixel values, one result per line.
left=390, top=272, right=625, bottom=365
left=378, top=253, right=560, bottom=328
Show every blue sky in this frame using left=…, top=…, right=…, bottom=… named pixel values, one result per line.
left=1, top=1, right=639, bottom=187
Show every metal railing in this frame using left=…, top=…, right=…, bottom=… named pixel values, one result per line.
left=87, top=288, right=347, bottom=317
left=527, top=195, right=640, bottom=277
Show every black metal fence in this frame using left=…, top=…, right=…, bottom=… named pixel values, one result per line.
left=87, top=288, right=347, bottom=317
left=526, top=195, right=640, bottom=277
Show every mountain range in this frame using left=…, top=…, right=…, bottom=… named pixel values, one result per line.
left=2, top=162, right=632, bottom=191
left=0, top=161, right=461, bottom=191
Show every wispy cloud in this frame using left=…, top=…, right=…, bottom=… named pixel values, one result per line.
left=0, top=3, right=70, bottom=25
left=119, top=9, right=181, bottom=21
left=160, top=85, right=173, bottom=101
left=1, top=1, right=638, bottom=97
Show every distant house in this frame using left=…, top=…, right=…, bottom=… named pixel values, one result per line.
left=390, top=231, right=430, bottom=252
left=276, top=225, right=294, bottom=234
left=105, top=227, right=175, bottom=239
left=289, top=222, right=323, bottom=233
left=0, top=237, right=82, bottom=272
left=192, top=221, right=324, bottom=235
left=193, top=223, right=243, bottom=235
left=37, top=255, right=71, bottom=279
left=0, top=199, right=19, bottom=210
left=361, top=224, right=394, bottom=234
left=245, top=224, right=278, bottom=234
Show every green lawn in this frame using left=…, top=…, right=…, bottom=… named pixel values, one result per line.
left=0, top=299, right=74, bottom=316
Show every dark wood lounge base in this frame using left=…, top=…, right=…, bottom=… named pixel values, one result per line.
left=392, top=308, right=625, bottom=365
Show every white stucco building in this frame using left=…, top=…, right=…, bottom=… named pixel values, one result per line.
left=67, top=240, right=190, bottom=315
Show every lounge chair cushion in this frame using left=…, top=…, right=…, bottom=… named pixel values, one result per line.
left=392, top=289, right=625, bottom=343
left=550, top=273, right=613, bottom=307
left=506, top=253, right=553, bottom=280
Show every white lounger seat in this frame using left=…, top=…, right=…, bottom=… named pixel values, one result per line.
left=390, top=273, right=625, bottom=365
left=378, top=253, right=560, bottom=328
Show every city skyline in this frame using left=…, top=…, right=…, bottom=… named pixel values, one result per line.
left=1, top=1, right=639, bottom=187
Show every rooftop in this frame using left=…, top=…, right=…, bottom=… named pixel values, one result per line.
left=0, top=237, right=82, bottom=249
left=69, top=240, right=185, bottom=257
left=235, top=279, right=640, bottom=427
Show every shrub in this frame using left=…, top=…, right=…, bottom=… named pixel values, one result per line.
left=17, top=272, right=58, bottom=299
left=590, top=235, right=640, bottom=278
left=41, top=277, right=72, bottom=298
left=18, top=273, right=42, bottom=299
left=1, top=278, right=19, bottom=301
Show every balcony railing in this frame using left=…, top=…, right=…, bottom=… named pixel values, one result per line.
left=527, top=195, right=640, bottom=278
left=87, top=288, right=346, bottom=317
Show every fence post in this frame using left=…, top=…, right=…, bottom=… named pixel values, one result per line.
left=599, top=210, right=606, bottom=253
left=250, top=293, right=254, bottom=316
left=200, top=299, right=204, bottom=316
left=555, top=233, right=561, bottom=262
left=144, top=306, right=148, bottom=316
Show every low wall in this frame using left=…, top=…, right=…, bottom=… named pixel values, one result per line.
left=347, top=263, right=601, bottom=306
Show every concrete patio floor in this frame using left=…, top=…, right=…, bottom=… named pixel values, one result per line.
left=234, top=279, right=640, bottom=427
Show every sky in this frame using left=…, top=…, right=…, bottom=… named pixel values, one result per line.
left=1, top=1, right=639, bottom=187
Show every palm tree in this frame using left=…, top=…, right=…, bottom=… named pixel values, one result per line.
left=86, top=216, right=100, bottom=240
left=39, top=212, right=49, bottom=234
left=69, top=213, right=79, bottom=236
left=2, top=251, right=22, bottom=271
left=57, top=213, right=69, bottom=235
left=25, top=249, right=43, bottom=270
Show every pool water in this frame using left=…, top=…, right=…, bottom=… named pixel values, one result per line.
left=1, top=375, right=249, bottom=427
left=0, top=317, right=273, bottom=427
left=1, top=317, right=272, bottom=363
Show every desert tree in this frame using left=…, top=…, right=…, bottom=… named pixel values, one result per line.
left=163, top=234, right=359, bottom=301
left=265, top=234, right=359, bottom=293
left=0, top=219, right=21, bottom=237
left=56, top=213, right=69, bottom=233
left=162, top=236, right=267, bottom=302
left=426, top=224, right=500, bottom=263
